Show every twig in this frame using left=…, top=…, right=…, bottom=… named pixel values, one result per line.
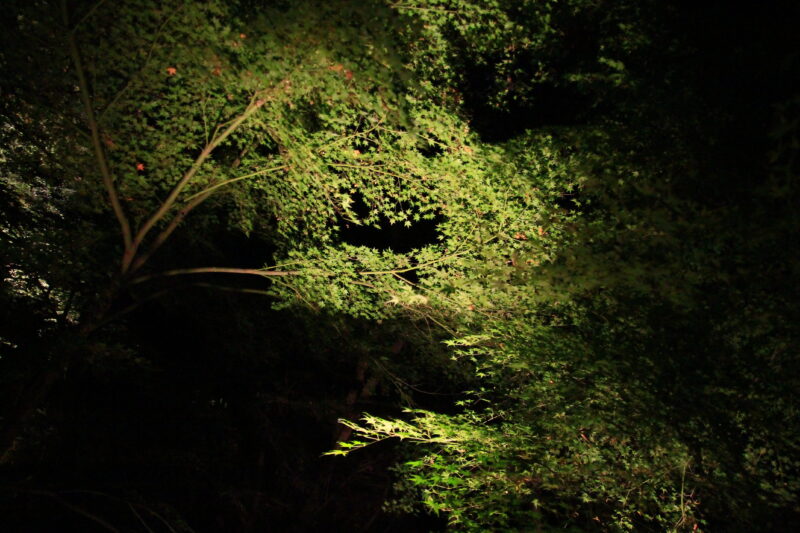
left=10, top=488, right=121, bottom=533
left=68, top=0, right=110, bottom=34
left=190, top=282, right=273, bottom=297
left=128, top=502, right=156, bottom=533
left=371, top=357, right=456, bottom=397
left=182, top=164, right=288, bottom=202
left=60, top=489, right=184, bottom=533
left=358, top=249, right=467, bottom=275
left=329, top=162, right=412, bottom=181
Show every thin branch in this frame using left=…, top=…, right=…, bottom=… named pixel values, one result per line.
left=358, top=250, right=467, bottom=275
left=136, top=505, right=183, bottom=533
left=60, top=489, right=184, bottom=533
left=190, top=282, right=274, bottom=297
left=129, top=503, right=156, bottom=533
left=84, top=287, right=176, bottom=334
left=92, top=281, right=275, bottom=330
left=53, top=496, right=122, bottom=533
left=316, top=117, right=383, bottom=153
left=411, top=307, right=457, bottom=336
left=12, top=488, right=121, bottom=533
left=182, top=164, right=288, bottom=202
left=329, top=162, right=412, bottom=181
left=58, top=290, right=77, bottom=325
left=69, top=0, right=110, bottom=34
left=230, top=136, right=257, bottom=169
left=371, top=357, right=457, bottom=397
left=62, top=0, right=132, bottom=251
left=390, top=3, right=459, bottom=13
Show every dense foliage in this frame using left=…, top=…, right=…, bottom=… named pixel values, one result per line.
left=1, top=0, right=798, bottom=531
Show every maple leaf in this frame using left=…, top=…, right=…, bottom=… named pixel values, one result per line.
left=136, top=162, right=145, bottom=171
left=166, top=66, right=177, bottom=76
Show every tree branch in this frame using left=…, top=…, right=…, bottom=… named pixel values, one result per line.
left=8, top=488, right=121, bottom=533
left=357, top=250, right=467, bottom=275
left=183, top=164, right=288, bottom=202
left=127, top=191, right=212, bottom=274
left=68, top=0, right=110, bottom=34
left=62, top=0, right=133, bottom=251
left=127, top=165, right=287, bottom=273
left=131, top=267, right=301, bottom=285
left=122, top=95, right=268, bottom=273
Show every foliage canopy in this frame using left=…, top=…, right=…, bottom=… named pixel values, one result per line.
left=1, top=0, right=798, bottom=531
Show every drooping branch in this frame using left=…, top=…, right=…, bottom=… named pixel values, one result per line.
left=62, top=0, right=132, bottom=251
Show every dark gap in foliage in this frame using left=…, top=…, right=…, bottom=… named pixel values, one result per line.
left=252, top=139, right=280, bottom=159
left=211, top=229, right=277, bottom=270
left=554, top=192, right=582, bottom=214
left=666, top=0, right=800, bottom=207
left=297, top=101, right=324, bottom=133
left=418, top=143, right=444, bottom=158
left=338, top=194, right=441, bottom=254
left=211, top=143, right=244, bottom=167
left=463, top=78, right=597, bottom=143
left=337, top=195, right=441, bottom=284
left=452, top=11, right=605, bottom=144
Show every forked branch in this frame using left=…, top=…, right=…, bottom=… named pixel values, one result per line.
left=122, top=95, right=269, bottom=274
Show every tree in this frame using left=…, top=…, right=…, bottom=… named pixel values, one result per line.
left=2, top=0, right=798, bottom=531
